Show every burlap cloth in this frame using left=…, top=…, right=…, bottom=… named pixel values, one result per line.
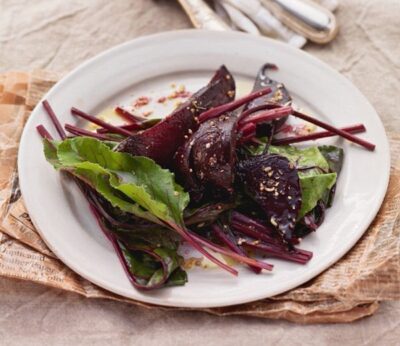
left=0, top=66, right=398, bottom=323
left=1, top=2, right=400, bottom=342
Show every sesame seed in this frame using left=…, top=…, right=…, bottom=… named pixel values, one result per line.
left=270, top=217, right=278, bottom=227
left=227, top=90, right=235, bottom=98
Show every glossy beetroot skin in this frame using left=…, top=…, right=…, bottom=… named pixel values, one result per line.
left=117, top=66, right=235, bottom=166
left=237, top=154, right=302, bottom=245
left=244, top=63, right=291, bottom=132
left=175, top=112, right=238, bottom=202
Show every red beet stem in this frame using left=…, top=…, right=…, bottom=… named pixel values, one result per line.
left=229, top=214, right=313, bottom=264
left=238, top=132, right=256, bottom=144
left=238, top=106, right=293, bottom=127
left=42, top=100, right=66, bottom=139
left=164, top=221, right=238, bottom=276
left=238, top=103, right=283, bottom=122
left=71, top=107, right=132, bottom=137
left=198, top=87, right=272, bottom=123
left=272, top=124, right=366, bottom=145
left=231, top=211, right=276, bottom=236
left=231, top=221, right=278, bottom=244
left=36, top=125, right=54, bottom=140
left=232, top=220, right=313, bottom=263
left=89, top=204, right=168, bottom=290
left=243, top=242, right=313, bottom=264
left=115, top=106, right=147, bottom=124
left=189, top=232, right=274, bottom=271
left=238, top=122, right=256, bottom=136
left=97, top=123, right=141, bottom=134
left=292, top=110, right=375, bottom=151
left=212, top=224, right=261, bottom=274
left=65, top=124, right=117, bottom=141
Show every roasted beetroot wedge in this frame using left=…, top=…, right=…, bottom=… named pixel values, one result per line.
left=117, top=66, right=235, bottom=166
left=244, top=63, right=291, bottom=132
left=175, top=112, right=238, bottom=201
left=192, top=113, right=238, bottom=197
left=174, top=138, right=203, bottom=201
left=237, top=154, right=302, bottom=245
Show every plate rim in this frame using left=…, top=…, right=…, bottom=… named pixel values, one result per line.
left=17, top=29, right=391, bottom=308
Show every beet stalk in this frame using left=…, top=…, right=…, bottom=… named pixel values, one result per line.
left=42, top=100, right=66, bottom=139
left=231, top=211, right=276, bottom=237
left=292, top=110, right=375, bottom=151
left=36, top=124, right=54, bottom=140
left=238, top=132, right=257, bottom=144
left=189, top=231, right=274, bottom=271
left=97, top=123, right=141, bottom=134
left=212, top=224, right=261, bottom=274
left=231, top=221, right=278, bottom=244
left=272, top=124, right=366, bottom=145
left=64, top=123, right=118, bottom=141
left=164, top=221, right=239, bottom=276
left=242, top=241, right=312, bottom=264
left=238, top=103, right=282, bottom=122
left=198, top=87, right=272, bottom=123
left=239, top=122, right=256, bottom=136
left=71, top=107, right=133, bottom=137
left=238, top=106, right=293, bottom=127
left=115, top=106, right=147, bottom=124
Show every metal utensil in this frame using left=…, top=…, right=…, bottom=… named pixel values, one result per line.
left=177, top=0, right=229, bottom=31
left=273, top=0, right=332, bottom=31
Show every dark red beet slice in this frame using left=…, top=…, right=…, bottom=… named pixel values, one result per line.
left=116, top=66, right=235, bottom=166
left=244, top=63, right=291, bottom=132
left=174, top=137, right=203, bottom=201
left=237, top=154, right=302, bottom=244
left=192, top=114, right=238, bottom=194
left=175, top=112, right=238, bottom=201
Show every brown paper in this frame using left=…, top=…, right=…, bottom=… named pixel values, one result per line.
left=0, top=71, right=398, bottom=323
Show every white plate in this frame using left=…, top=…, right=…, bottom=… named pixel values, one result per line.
left=18, top=30, right=390, bottom=308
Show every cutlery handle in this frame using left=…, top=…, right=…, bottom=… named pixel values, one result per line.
left=177, top=0, right=230, bottom=31
left=261, top=0, right=338, bottom=43
left=274, top=0, right=331, bottom=31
